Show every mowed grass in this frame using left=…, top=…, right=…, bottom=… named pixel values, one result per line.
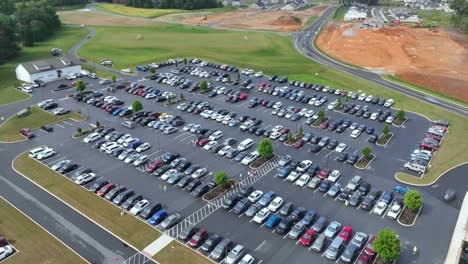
left=332, top=6, right=347, bottom=22
left=299, top=16, right=318, bottom=30
left=0, top=106, right=86, bottom=142
left=77, top=24, right=468, bottom=185
left=13, top=153, right=161, bottom=250
left=96, top=3, right=186, bottom=18
left=153, top=241, right=213, bottom=264
left=0, top=197, right=85, bottom=264
left=0, top=26, right=89, bottom=105
left=417, top=10, right=452, bottom=26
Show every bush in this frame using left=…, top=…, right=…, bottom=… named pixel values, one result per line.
left=374, top=228, right=400, bottom=262
left=77, top=127, right=82, bottom=134
left=96, top=120, right=101, bottom=127
left=404, top=190, right=423, bottom=212
left=396, top=109, right=406, bottom=121
left=317, top=109, right=326, bottom=122
left=361, top=147, right=372, bottom=159
left=75, top=80, right=86, bottom=91
left=200, top=80, right=208, bottom=91
left=382, top=124, right=390, bottom=135
left=257, top=138, right=273, bottom=159
left=132, top=100, right=143, bottom=112
left=214, top=171, right=228, bottom=186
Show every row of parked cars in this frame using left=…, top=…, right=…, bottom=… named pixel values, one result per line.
left=276, top=156, right=405, bottom=220
left=37, top=99, right=70, bottom=115
left=403, top=120, right=449, bottom=174
left=220, top=185, right=377, bottom=263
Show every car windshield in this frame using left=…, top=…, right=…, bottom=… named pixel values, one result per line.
left=303, top=234, right=311, bottom=240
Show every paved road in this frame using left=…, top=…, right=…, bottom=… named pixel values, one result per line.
left=294, top=6, right=468, bottom=117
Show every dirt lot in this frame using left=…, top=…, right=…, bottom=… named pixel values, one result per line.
left=181, top=5, right=329, bottom=32
left=316, top=23, right=468, bottom=102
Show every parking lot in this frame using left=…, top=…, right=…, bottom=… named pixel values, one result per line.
left=26, top=59, right=457, bottom=264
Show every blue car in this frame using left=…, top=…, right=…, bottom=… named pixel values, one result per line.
left=265, top=215, right=282, bottom=228
left=366, top=127, right=375, bottom=134
left=148, top=210, right=167, bottom=225
left=301, top=210, right=317, bottom=226
left=394, top=185, right=409, bottom=195
left=112, top=108, right=123, bottom=115
left=277, top=166, right=292, bottom=178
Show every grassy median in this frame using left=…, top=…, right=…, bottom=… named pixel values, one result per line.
left=153, top=241, right=213, bottom=264
left=0, top=106, right=86, bottom=142
left=96, top=3, right=187, bottom=18
left=0, top=197, right=85, bottom=264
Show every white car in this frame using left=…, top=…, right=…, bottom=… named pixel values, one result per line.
left=238, top=254, right=255, bottom=264
left=129, top=199, right=149, bottom=216
left=209, top=131, right=224, bottom=141
left=370, top=112, right=380, bottom=120
left=269, top=131, right=281, bottom=140
left=161, top=169, right=178, bottom=181
left=0, top=245, right=13, bottom=260
left=327, top=101, right=337, bottom=110
left=124, top=153, right=140, bottom=164
left=37, top=99, right=54, bottom=108
left=136, top=142, right=151, bottom=153
left=268, top=196, right=283, bottom=212
left=365, top=95, right=373, bottom=102
left=350, top=129, right=361, bottom=138
left=36, top=148, right=56, bottom=160
left=248, top=190, right=263, bottom=203
left=217, top=146, right=232, bottom=156
left=133, top=155, right=148, bottom=166
left=304, top=109, right=314, bottom=117
left=65, top=74, right=76, bottom=80
left=74, top=173, right=96, bottom=185
left=373, top=201, right=388, bottom=215
left=295, top=174, right=310, bottom=187
left=83, top=132, right=101, bottom=143
left=117, top=134, right=132, bottom=144
left=286, top=171, right=300, bottom=182
left=357, top=93, right=366, bottom=101
left=335, top=143, right=347, bottom=153
left=384, top=99, right=394, bottom=107
left=254, top=71, right=263, bottom=77
left=271, top=125, right=283, bottom=132
left=328, top=170, right=341, bottom=182
left=386, top=203, right=402, bottom=219
left=272, top=102, right=283, bottom=109
left=386, top=116, right=395, bottom=123
left=51, top=159, right=70, bottom=171
left=297, top=160, right=312, bottom=172
left=203, top=141, right=217, bottom=151
left=252, top=208, right=270, bottom=224
left=241, top=151, right=259, bottom=165
left=192, top=168, right=208, bottom=179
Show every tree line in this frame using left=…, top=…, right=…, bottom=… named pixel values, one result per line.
left=450, top=0, right=468, bottom=33
left=0, top=0, right=61, bottom=64
left=122, top=0, right=222, bottom=10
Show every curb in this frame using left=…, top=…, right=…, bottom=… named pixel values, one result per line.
left=397, top=205, right=422, bottom=227
left=354, top=155, right=375, bottom=170
left=202, top=180, right=238, bottom=202
left=249, top=154, right=276, bottom=170
left=376, top=133, right=393, bottom=147
left=394, top=162, right=468, bottom=187
left=392, top=117, right=407, bottom=128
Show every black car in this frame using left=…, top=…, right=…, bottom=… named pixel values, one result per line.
left=349, top=192, right=362, bottom=207
left=337, top=189, right=352, bottom=202
left=58, top=163, right=79, bottom=174
left=154, top=165, right=171, bottom=177
left=192, top=183, right=209, bottom=197
left=319, top=180, right=331, bottom=192
left=89, top=179, right=108, bottom=193
left=275, top=217, right=293, bottom=235
left=361, top=190, right=382, bottom=210
left=222, top=195, right=241, bottom=210
left=43, top=102, right=58, bottom=110
left=41, top=125, right=54, bottom=132
left=346, top=154, right=358, bottom=165
left=162, top=152, right=180, bottom=163
left=237, top=186, right=254, bottom=199
left=186, top=179, right=202, bottom=192
left=279, top=202, right=293, bottom=216
left=357, top=182, right=371, bottom=195
left=337, top=153, right=348, bottom=162
left=310, top=145, right=322, bottom=153
left=179, top=226, right=198, bottom=242
left=290, top=207, right=306, bottom=222
left=232, top=198, right=250, bottom=214
left=368, top=134, right=378, bottom=144
left=327, top=139, right=338, bottom=150
left=177, top=175, right=194, bottom=188
left=139, top=203, right=162, bottom=220
left=122, top=194, right=143, bottom=210
left=201, top=234, right=222, bottom=252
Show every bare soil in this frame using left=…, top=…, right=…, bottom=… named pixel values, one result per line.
left=316, top=23, right=468, bottom=102
left=182, top=5, right=329, bottom=32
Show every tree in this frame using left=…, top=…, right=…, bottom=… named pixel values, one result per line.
left=374, top=228, right=400, bottom=262
left=344, top=94, right=349, bottom=102
left=237, top=71, right=240, bottom=81
left=180, top=93, right=184, bottom=100
left=361, top=146, right=372, bottom=159
left=200, top=80, right=208, bottom=91
left=214, top=171, right=228, bottom=186
left=450, top=0, right=468, bottom=31
left=287, top=131, right=293, bottom=143
left=396, top=109, right=406, bottom=121
left=132, top=100, right=143, bottom=112
left=76, top=127, right=82, bottom=134
left=149, top=67, right=156, bottom=74
left=0, top=18, right=20, bottom=63
left=75, top=80, right=86, bottom=91
left=183, top=58, right=187, bottom=65
left=382, top=124, right=390, bottom=135
left=112, top=75, right=116, bottom=83
left=317, top=109, right=326, bottom=122
left=298, top=126, right=304, bottom=137
left=95, top=120, right=101, bottom=127
left=404, top=190, right=423, bottom=212
left=257, top=138, right=273, bottom=159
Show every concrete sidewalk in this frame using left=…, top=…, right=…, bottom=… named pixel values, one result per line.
left=142, top=234, right=174, bottom=256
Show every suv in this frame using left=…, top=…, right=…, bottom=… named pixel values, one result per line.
left=345, top=175, right=362, bottom=191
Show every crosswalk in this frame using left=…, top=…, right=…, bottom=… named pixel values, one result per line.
left=122, top=252, right=152, bottom=264
left=166, top=156, right=280, bottom=238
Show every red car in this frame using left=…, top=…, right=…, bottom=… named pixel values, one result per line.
left=317, top=168, right=331, bottom=179
left=320, top=121, right=329, bottom=129
left=188, top=228, right=208, bottom=248
left=293, top=140, right=305, bottom=148
left=364, top=236, right=376, bottom=256
left=279, top=128, right=290, bottom=135
left=124, top=86, right=132, bottom=92
left=239, top=94, right=248, bottom=100
left=19, top=128, right=34, bottom=138
left=425, top=134, right=441, bottom=142
left=225, top=96, right=233, bottom=102
left=97, top=183, right=115, bottom=197
left=356, top=254, right=370, bottom=264
left=420, top=143, right=438, bottom=151
left=299, top=229, right=315, bottom=246
left=147, top=160, right=164, bottom=173
left=338, top=226, right=352, bottom=241
left=137, top=84, right=145, bottom=88
left=197, top=138, right=210, bottom=146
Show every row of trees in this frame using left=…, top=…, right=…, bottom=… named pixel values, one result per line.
left=450, top=0, right=468, bottom=33
left=0, top=0, right=61, bottom=63
left=123, top=0, right=222, bottom=10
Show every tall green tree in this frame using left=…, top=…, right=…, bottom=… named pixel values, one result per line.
left=450, top=0, right=468, bottom=31
left=317, top=109, right=326, bottom=122
left=404, top=190, right=423, bottom=212
left=382, top=124, right=390, bottom=135
left=396, top=109, right=406, bottom=121
left=214, top=171, right=228, bottom=186
left=75, top=80, right=86, bottom=91
left=200, top=80, right=208, bottom=91
left=374, top=228, right=401, bottom=262
left=0, top=17, right=20, bottom=63
left=257, top=138, right=273, bottom=159
left=361, top=146, right=372, bottom=159
left=132, top=100, right=143, bottom=112
left=0, top=0, right=15, bottom=15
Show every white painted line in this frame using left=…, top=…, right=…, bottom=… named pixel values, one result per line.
left=58, top=97, right=69, bottom=101
left=55, top=123, right=65, bottom=128
left=44, top=155, right=65, bottom=165
left=148, top=150, right=163, bottom=157
left=63, top=121, right=73, bottom=125
left=173, top=132, right=190, bottom=139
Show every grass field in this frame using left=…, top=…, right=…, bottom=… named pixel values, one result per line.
left=299, top=16, right=319, bottom=30
left=96, top=3, right=187, bottom=18
left=153, top=241, right=213, bottom=264
left=0, top=197, right=85, bottom=264
left=77, top=24, right=468, bottom=185
left=332, top=6, right=347, bottom=22
left=0, top=26, right=89, bottom=105
left=417, top=10, right=452, bottom=26
left=0, top=107, right=86, bottom=142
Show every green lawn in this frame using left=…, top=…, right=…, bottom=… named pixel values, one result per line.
left=0, top=197, right=85, bottom=264
left=77, top=24, right=468, bottom=186
left=417, top=10, right=452, bottom=26
left=96, top=3, right=187, bottom=18
left=0, top=26, right=89, bottom=105
left=153, top=241, right=213, bottom=264
left=0, top=106, right=86, bottom=142
left=332, top=6, right=347, bottom=22
left=299, top=16, right=319, bottom=30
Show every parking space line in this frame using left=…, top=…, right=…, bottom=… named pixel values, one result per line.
left=55, top=123, right=65, bottom=128
left=44, top=155, right=65, bottom=165
left=62, top=121, right=73, bottom=126
left=148, top=150, right=162, bottom=157
left=173, top=132, right=190, bottom=139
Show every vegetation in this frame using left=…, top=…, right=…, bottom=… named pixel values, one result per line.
left=95, top=3, right=186, bottom=18
left=199, top=80, right=208, bottom=91
left=382, top=124, right=390, bottom=135
left=132, top=100, right=143, bottom=112
left=214, top=171, right=228, bottom=186
left=287, top=131, right=294, bottom=143
left=0, top=106, right=85, bottom=142
left=0, top=197, right=85, bottom=264
left=257, top=138, right=273, bottom=159
left=332, top=6, right=347, bottom=22
left=404, top=190, right=423, bottom=212
left=317, top=109, right=326, bottom=122
left=450, top=0, right=468, bottom=33
left=112, top=74, right=116, bottom=83
left=153, top=241, right=212, bottom=264
left=356, top=146, right=374, bottom=168
left=75, top=80, right=86, bottom=91
left=374, top=228, right=401, bottom=262
left=123, top=0, right=221, bottom=10
left=417, top=10, right=451, bottom=26
left=298, top=126, right=304, bottom=137
left=361, top=146, right=372, bottom=159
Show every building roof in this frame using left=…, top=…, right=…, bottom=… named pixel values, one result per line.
left=18, top=56, right=81, bottom=74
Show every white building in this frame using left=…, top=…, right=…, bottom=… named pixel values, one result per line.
left=15, top=56, right=81, bottom=83
left=344, top=5, right=368, bottom=21
left=280, top=0, right=309, bottom=10
left=249, top=1, right=266, bottom=9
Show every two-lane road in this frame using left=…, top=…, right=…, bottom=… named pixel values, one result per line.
left=294, top=6, right=468, bottom=117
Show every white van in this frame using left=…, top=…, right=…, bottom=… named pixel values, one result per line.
left=22, top=86, right=33, bottom=93
left=404, top=162, right=426, bottom=174
left=237, top=138, right=254, bottom=151
left=29, top=147, right=46, bottom=158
